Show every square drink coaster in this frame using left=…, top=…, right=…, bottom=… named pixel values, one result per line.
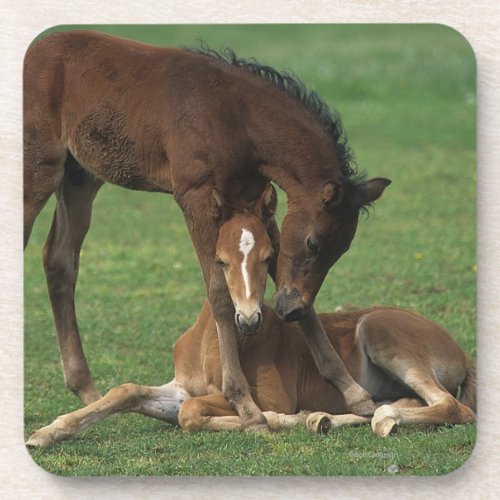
left=24, top=24, right=476, bottom=476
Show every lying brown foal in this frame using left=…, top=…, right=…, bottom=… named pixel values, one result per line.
left=27, top=186, right=475, bottom=446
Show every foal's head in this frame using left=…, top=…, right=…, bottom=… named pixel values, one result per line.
left=211, top=185, right=276, bottom=335
left=274, top=177, right=391, bottom=321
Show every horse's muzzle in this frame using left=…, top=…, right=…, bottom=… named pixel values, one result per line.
left=273, top=287, right=306, bottom=322
left=235, top=310, right=262, bottom=335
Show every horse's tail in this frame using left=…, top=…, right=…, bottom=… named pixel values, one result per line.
left=459, top=355, right=476, bottom=413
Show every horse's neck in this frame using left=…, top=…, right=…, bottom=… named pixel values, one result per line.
left=247, top=104, right=336, bottom=193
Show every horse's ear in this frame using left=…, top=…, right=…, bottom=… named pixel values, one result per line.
left=258, top=184, right=277, bottom=221
left=359, top=178, right=391, bottom=206
left=321, top=181, right=343, bottom=210
left=209, top=187, right=225, bottom=220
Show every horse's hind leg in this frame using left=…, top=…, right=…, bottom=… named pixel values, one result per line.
left=356, top=312, right=475, bottom=436
left=43, top=159, right=103, bottom=404
left=371, top=376, right=475, bottom=437
left=23, top=132, right=66, bottom=248
left=305, top=398, right=426, bottom=434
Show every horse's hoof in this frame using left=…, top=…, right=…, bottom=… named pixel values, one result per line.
left=306, top=412, right=332, bottom=434
left=372, top=417, right=399, bottom=437
left=371, top=406, right=399, bottom=437
left=26, top=430, right=54, bottom=447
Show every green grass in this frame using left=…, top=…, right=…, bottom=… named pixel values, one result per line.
left=24, top=24, right=476, bottom=476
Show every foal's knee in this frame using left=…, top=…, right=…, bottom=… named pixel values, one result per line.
left=178, top=399, right=206, bottom=432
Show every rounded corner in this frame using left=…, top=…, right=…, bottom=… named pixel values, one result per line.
left=23, top=437, right=65, bottom=477
left=23, top=26, right=57, bottom=62
left=427, top=23, right=477, bottom=69
left=435, top=423, right=478, bottom=477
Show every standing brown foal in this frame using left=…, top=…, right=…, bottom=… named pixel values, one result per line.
left=26, top=186, right=475, bottom=447
left=24, top=30, right=390, bottom=426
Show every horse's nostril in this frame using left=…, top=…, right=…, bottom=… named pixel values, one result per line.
left=254, top=311, right=262, bottom=329
left=274, top=287, right=305, bottom=321
left=235, top=311, right=262, bottom=334
left=257, top=311, right=262, bottom=323
left=283, top=306, right=304, bottom=322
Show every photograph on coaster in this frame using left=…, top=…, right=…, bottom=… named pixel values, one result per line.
left=23, top=24, right=476, bottom=476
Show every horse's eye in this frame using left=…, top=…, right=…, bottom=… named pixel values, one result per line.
left=215, top=257, right=227, bottom=269
left=264, top=254, right=273, bottom=264
left=306, top=236, right=319, bottom=255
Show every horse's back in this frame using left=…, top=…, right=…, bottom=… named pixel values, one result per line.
left=23, top=31, right=283, bottom=196
left=25, top=30, right=170, bottom=67
left=24, top=30, right=181, bottom=122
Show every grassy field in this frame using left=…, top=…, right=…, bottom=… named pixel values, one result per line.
left=24, top=24, right=476, bottom=476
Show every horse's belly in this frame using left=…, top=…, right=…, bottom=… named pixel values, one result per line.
left=68, top=141, right=172, bottom=193
left=359, top=362, right=413, bottom=402
left=298, top=380, right=347, bottom=414
left=65, top=104, right=173, bottom=193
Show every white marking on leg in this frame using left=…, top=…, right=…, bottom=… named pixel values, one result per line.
left=239, top=228, right=255, bottom=299
left=139, top=380, right=190, bottom=423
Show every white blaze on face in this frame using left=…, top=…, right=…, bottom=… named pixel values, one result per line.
left=239, top=228, right=255, bottom=299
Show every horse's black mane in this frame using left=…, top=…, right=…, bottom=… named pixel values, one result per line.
left=187, top=45, right=360, bottom=183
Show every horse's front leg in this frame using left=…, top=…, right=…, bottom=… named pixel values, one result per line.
left=179, top=187, right=266, bottom=429
left=211, top=280, right=267, bottom=429
left=298, top=308, right=376, bottom=416
left=178, top=393, right=308, bottom=432
left=26, top=380, right=188, bottom=447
